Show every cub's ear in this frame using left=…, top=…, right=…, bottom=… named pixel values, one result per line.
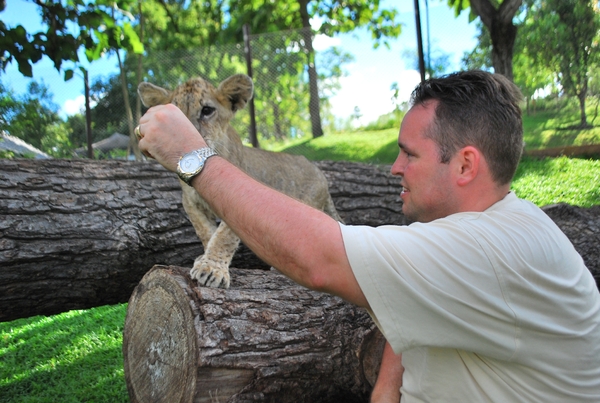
left=137, top=82, right=173, bottom=107
left=217, top=74, right=254, bottom=112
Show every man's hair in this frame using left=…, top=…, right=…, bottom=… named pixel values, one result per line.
left=410, top=70, right=524, bottom=185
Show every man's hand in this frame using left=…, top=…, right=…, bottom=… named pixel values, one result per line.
left=137, top=104, right=208, bottom=172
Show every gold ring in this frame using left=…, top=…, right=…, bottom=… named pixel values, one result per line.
left=134, top=125, right=142, bottom=140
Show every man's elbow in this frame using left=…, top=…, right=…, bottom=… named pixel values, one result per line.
left=303, top=269, right=330, bottom=293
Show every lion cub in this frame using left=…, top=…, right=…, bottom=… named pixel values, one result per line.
left=138, top=74, right=342, bottom=288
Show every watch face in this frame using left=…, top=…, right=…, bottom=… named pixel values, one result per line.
left=180, top=154, right=202, bottom=173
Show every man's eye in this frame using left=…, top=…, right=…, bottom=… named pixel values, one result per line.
left=200, top=106, right=216, bottom=119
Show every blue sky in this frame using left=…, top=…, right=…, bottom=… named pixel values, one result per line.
left=1, top=0, right=478, bottom=124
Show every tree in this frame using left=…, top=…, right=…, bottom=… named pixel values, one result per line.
left=462, top=19, right=554, bottom=116
left=448, top=0, right=523, bottom=80
left=0, top=0, right=143, bottom=80
left=0, top=80, right=72, bottom=155
left=524, top=0, right=600, bottom=127
left=221, top=0, right=402, bottom=138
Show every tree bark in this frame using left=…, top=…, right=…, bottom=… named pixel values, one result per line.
left=123, top=265, right=385, bottom=403
left=0, top=159, right=403, bottom=322
left=541, top=203, right=600, bottom=290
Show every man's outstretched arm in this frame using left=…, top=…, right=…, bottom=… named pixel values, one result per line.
left=138, top=104, right=368, bottom=307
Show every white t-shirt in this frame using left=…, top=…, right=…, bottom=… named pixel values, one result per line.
left=341, top=192, right=600, bottom=402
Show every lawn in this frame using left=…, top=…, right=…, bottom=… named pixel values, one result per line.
left=2, top=102, right=599, bottom=402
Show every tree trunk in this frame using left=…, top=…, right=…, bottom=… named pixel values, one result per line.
left=0, top=159, right=403, bottom=322
left=123, top=265, right=385, bottom=403
left=470, top=0, right=521, bottom=80
left=298, top=0, right=324, bottom=138
left=578, top=89, right=589, bottom=128
left=489, top=17, right=516, bottom=80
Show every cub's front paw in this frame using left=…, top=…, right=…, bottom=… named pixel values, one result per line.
left=190, top=257, right=230, bottom=288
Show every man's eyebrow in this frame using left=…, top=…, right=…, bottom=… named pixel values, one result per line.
left=398, top=140, right=409, bottom=151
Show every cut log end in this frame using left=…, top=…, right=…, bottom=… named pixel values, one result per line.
left=123, top=265, right=384, bottom=403
left=123, top=268, right=199, bottom=402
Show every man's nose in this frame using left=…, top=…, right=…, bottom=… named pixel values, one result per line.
left=390, top=156, right=404, bottom=177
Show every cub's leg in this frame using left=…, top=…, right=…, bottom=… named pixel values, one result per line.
left=182, top=189, right=217, bottom=258
left=190, top=222, right=240, bottom=288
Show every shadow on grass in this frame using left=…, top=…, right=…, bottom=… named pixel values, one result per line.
left=0, top=347, right=128, bottom=403
left=523, top=106, right=600, bottom=150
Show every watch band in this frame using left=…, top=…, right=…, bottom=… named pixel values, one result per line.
left=176, top=147, right=218, bottom=186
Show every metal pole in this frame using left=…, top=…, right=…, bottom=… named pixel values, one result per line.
left=243, top=24, right=259, bottom=148
left=413, top=0, right=426, bottom=83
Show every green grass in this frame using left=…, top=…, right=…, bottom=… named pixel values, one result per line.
left=512, top=156, right=600, bottom=208
left=522, top=109, right=600, bottom=149
left=522, top=98, right=600, bottom=149
left=2, top=103, right=600, bottom=402
left=263, top=127, right=399, bottom=164
left=1, top=305, right=128, bottom=403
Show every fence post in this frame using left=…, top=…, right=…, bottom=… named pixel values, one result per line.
left=83, top=69, right=94, bottom=159
left=243, top=24, right=259, bottom=148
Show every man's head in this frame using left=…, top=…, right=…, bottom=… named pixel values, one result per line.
left=392, top=70, right=523, bottom=223
left=410, top=70, right=524, bottom=186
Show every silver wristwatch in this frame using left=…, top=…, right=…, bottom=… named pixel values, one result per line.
left=176, top=147, right=218, bottom=186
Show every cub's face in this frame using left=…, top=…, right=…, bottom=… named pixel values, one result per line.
left=137, top=74, right=254, bottom=145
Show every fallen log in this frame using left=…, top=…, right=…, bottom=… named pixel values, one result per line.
left=0, top=158, right=403, bottom=321
left=2, top=159, right=599, bottom=321
left=122, top=265, right=385, bottom=403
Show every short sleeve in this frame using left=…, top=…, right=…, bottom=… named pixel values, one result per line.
left=339, top=221, right=519, bottom=360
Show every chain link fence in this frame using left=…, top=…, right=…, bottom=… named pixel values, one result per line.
left=123, top=27, right=334, bottom=149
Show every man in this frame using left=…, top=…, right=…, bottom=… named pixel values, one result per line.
left=137, top=70, right=600, bottom=402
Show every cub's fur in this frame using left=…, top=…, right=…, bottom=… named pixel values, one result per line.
left=138, top=74, right=342, bottom=288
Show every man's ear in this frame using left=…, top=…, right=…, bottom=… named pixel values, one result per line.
left=455, top=146, right=480, bottom=187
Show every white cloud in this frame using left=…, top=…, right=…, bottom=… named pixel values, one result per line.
left=329, top=69, right=421, bottom=126
left=313, top=34, right=341, bottom=51
left=62, top=95, right=86, bottom=117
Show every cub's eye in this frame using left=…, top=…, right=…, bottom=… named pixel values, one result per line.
left=200, top=106, right=216, bottom=119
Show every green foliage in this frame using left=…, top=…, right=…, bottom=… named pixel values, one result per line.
left=0, top=305, right=128, bottom=403
left=520, top=0, right=600, bottom=126
left=89, top=74, right=136, bottom=141
left=0, top=80, right=72, bottom=155
left=0, top=0, right=143, bottom=78
left=64, top=114, right=88, bottom=150
left=0, top=149, right=15, bottom=159
left=313, top=0, right=402, bottom=47
left=362, top=110, right=406, bottom=131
